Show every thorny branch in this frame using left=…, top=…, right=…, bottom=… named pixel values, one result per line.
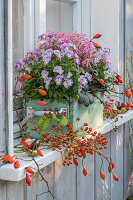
left=28, top=150, right=56, bottom=200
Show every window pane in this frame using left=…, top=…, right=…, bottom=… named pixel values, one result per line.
left=46, top=0, right=73, bottom=33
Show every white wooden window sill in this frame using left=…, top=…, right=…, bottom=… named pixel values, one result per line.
left=0, top=110, right=133, bottom=182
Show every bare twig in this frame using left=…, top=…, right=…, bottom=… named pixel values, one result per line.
left=28, top=150, right=55, bottom=200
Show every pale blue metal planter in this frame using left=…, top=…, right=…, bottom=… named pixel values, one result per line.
left=24, top=92, right=103, bottom=139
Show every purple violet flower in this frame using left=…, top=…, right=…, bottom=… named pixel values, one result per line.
left=78, top=75, right=88, bottom=85
left=57, top=39, right=62, bottom=46
left=44, top=77, right=52, bottom=89
left=63, top=78, right=73, bottom=88
left=61, top=43, right=70, bottom=52
left=54, top=75, right=63, bottom=85
left=53, top=50, right=62, bottom=59
left=104, top=71, right=110, bottom=79
left=15, top=59, right=24, bottom=72
left=41, top=70, right=49, bottom=79
left=43, top=55, right=51, bottom=65
left=94, top=56, right=102, bottom=64
left=67, top=72, right=72, bottom=78
left=65, top=50, right=73, bottom=59
left=53, top=66, right=64, bottom=75
left=78, top=85, right=82, bottom=93
left=45, top=48, right=53, bottom=57
left=85, top=72, right=92, bottom=81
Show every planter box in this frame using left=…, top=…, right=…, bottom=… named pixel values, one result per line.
left=24, top=92, right=103, bottom=139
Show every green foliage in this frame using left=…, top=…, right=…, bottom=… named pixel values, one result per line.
left=59, top=118, right=68, bottom=126
left=38, top=116, right=50, bottom=131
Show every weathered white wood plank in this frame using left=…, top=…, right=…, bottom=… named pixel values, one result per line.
left=72, top=0, right=82, bottom=32
left=111, top=126, right=124, bottom=200
left=13, top=123, right=20, bottom=133
left=0, top=180, right=7, bottom=200
left=124, top=0, right=133, bottom=198
left=46, top=0, right=60, bottom=32
left=123, top=121, right=133, bottom=199
left=77, top=154, right=94, bottom=200
left=81, top=0, right=91, bottom=37
left=91, top=0, right=119, bottom=70
left=54, top=158, right=76, bottom=200
left=60, top=2, right=73, bottom=33
left=13, top=109, right=23, bottom=122
left=35, top=0, right=46, bottom=46
left=26, top=163, right=54, bottom=200
left=6, top=180, right=24, bottom=200
left=95, top=132, right=111, bottom=200
left=17, top=0, right=24, bottom=59
left=12, top=0, right=24, bottom=90
left=23, top=0, right=35, bottom=55
left=5, top=0, right=14, bottom=155
left=0, top=0, right=6, bottom=152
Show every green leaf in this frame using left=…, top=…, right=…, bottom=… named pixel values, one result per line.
left=51, top=113, right=59, bottom=121
left=59, top=118, right=68, bottom=126
left=38, top=116, right=50, bottom=131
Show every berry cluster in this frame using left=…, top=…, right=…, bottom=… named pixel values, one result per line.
left=22, top=113, right=119, bottom=183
